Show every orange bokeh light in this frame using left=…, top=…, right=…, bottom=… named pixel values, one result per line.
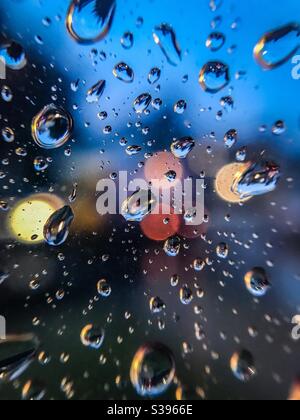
left=140, top=204, right=181, bottom=241
left=144, top=151, right=183, bottom=189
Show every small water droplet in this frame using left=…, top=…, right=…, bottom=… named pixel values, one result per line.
left=66, top=0, right=116, bottom=44
left=230, top=350, right=256, bottom=382
left=121, top=31, right=134, bottom=49
left=224, top=129, right=238, bottom=148
left=254, top=23, right=300, bottom=70
left=86, top=80, right=106, bottom=103
left=133, top=93, right=152, bottom=114
left=232, top=160, right=281, bottom=199
left=80, top=325, right=105, bottom=349
left=174, top=99, right=187, bottom=114
left=199, top=61, right=230, bottom=93
left=244, top=267, right=271, bottom=297
left=150, top=297, right=166, bottom=314
left=113, top=62, right=134, bottom=83
left=97, top=279, right=112, bottom=297
left=206, top=32, right=226, bottom=51
left=148, top=67, right=161, bottom=85
left=43, top=205, right=74, bottom=246
left=164, top=236, right=181, bottom=257
left=153, top=23, right=181, bottom=66
left=32, top=104, right=73, bottom=149
left=171, top=137, right=195, bottom=159
left=0, top=41, right=27, bottom=70
left=121, top=190, right=157, bottom=222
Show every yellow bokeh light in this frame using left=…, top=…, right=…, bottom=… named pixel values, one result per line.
left=9, top=194, right=64, bottom=244
left=215, top=162, right=252, bottom=204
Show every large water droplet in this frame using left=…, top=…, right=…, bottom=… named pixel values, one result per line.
left=43, top=205, right=74, bottom=246
left=32, top=104, right=73, bottom=149
left=121, top=190, right=157, bottom=222
left=130, top=343, right=175, bottom=396
left=0, top=41, right=27, bottom=70
left=232, top=160, right=281, bottom=199
left=171, top=137, right=195, bottom=159
left=86, top=80, right=106, bottom=103
left=66, top=0, right=116, bottom=44
left=244, top=267, right=271, bottom=297
left=254, top=23, right=300, bottom=70
left=0, top=334, right=39, bottom=383
left=230, top=350, right=256, bottom=382
left=133, top=93, right=152, bottom=114
left=113, top=62, right=134, bottom=83
left=199, top=61, right=230, bottom=93
left=153, top=24, right=182, bottom=66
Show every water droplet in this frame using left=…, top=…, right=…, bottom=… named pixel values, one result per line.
left=121, top=31, right=134, bottom=49
left=43, top=205, right=74, bottom=246
left=148, top=67, right=161, bottom=84
left=254, top=23, right=300, bottom=70
left=216, top=242, right=229, bottom=259
left=126, top=145, right=142, bottom=156
left=171, top=137, right=195, bottom=159
left=80, top=324, right=105, bottom=349
left=180, top=285, right=193, bottom=305
left=272, top=120, right=286, bottom=135
left=151, top=97, right=162, bottom=111
left=0, top=334, right=39, bottom=382
left=66, top=0, right=116, bottom=44
left=22, top=380, right=46, bottom=401
left=150, top=297, right=166, bottom=314
left=2, top=127, right=15, bottom=143
left=174, top=99, right=187, bottom=114
left=236, top=147, right=247, bottom=162
left=206, top=32, right=226, bottom=51
left=97, top=279, right=112, bottom=297
left=121, top=190, right=157, bottom=222
left=232, top=160, right=281, bottom=199
left=32, top=104, right=73, bottom=149
left=230, top=350, right=256, bottom=382
left=220, top=96, right=234, bottom=111
left=165, top=170, right=177, bottom=182
left=34, top=156, right=48, bottom=172
left=133, top=93, right=152, bottom=114
left=209, top=0, right=223, bottom=12
left=1, top=85, right=13, bottom=102
left=199, top=61, right=230, bottom=93
left=130, top=343, right=175, bottom=396
left=113, top=62, right=134, bottom=83
left=0, top=41, right=27, bottom=70
left=244, top=267, right=271, bottom=297
left=164, top=236, right=181, bottom=257
left=153, top=24, right=182, bottom=66
left=224, top=129, right=238, bottom=148
left=86, top=80, right=106, bottom=103
left=193, top=259, right=205, bottom=272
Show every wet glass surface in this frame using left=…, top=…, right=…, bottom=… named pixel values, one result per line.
left=0, top=0, right=300, bottom=401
